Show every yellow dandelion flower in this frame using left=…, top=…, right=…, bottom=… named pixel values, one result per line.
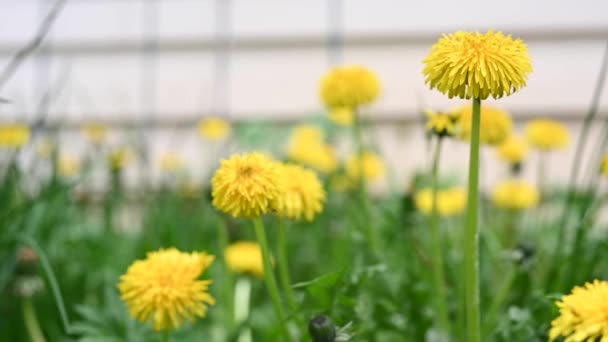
left=211, top=152, right=280, bottom=218
left=549, top=280, right=608, bottom=342
left=423, top=30, right=533, bottom=100
left=108, top=147, right=131, bottom=170
left=601, top=153, right=608, bottom=176
left=328, top=107, right=354, bottom=126
left=118, top=248, right=215, bottom=331
left=330, top=174, right=354, bottom=193
left=415, top=187, right=467, bottom=217
left=496, top=135, right=528, bottom=164
left=159, top=153, right=184, bottom=172
left=198, top=117, right=231, bottom=141
left=492, top=179, right=539, bottom=210
left=83, top=122, right=108, bottom=144
left=287, top=125, right=337, bottom=174
left=36, top=138, right=56, bottom=158
left=346, top=151, right=385, bottom=183
left=525, top=119, right=570, bottom=151
left=320, top=65, right=381, bottom=108
left=275, top=163, right=326, bottom=221
left=224, top=241, right=265, bottom=278
left=0, top=123, right=30, bottom=148
left=454, top=105, right=513, bottom=145
left=57, top=154, right=80, bottom=177
left=425, top=110, right=457, bottom=136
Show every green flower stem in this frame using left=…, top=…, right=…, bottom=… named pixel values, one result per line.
left=428, top=137, right=451, bottom=336
left=464, top=97, right=482, bottom=342
left=352, top=109, right=380, bottom=255
left=482, top=267, right=517, bottom=339
left=253, top=218, right=292, bottom=341
left=22, top=297, right=46, bottom=342
left=217, top=219, right=235, bottom=329
left=277, top=218, right=297, bottom=314
left=161, top=330, right=170, bottom=342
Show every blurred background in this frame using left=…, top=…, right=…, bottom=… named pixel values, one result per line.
left=1, top=0, right=608, bottom=191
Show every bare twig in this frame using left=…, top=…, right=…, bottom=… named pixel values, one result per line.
left=0, top=0, right=67, bottom=94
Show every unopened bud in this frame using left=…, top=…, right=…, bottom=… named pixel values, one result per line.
left=308, top=315, right=336, bottom=342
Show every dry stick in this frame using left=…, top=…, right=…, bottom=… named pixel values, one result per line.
left=547, top=41, right=608, bottom=291
left=0, top=0, right=67, bottom=93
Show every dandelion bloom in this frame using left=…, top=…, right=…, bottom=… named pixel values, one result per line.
left=0, top=123, right=30, bottom=148
left=212, top=152, right=280, bottom=218
left=346, top=151, right=385, bottom=183
left=496, top=135, right=528, bottom=164
left=549, top=280, right=608, bottom=341
left=58, top=155, right=80, bottom=177
left=320, top=65, right=381, bottom=108
left=415, top=187, right=467, bottom=217
left=454, top=105, right=513, bottom=145
left=159, top=153, right=184, bottom=172
left=198, top=117, right=231, bottom=141
left=425, top=110, right=458, bottom=137
left=423, top=30, right=532, bottom=100
left=36, top=138, right=55, bottom=158
left=287, top=125, right=337, bottom=174
left=602, top=153, right=608, bottom=176
left=83, top=122, right=108, bottom=144
left=328, top=107, right=354, bottom=126
left=492, top=179, right=539, bottom=210
left=525, top=119, right=570, bottom=151
left=118, top=248, right=215, bottom=331
left=275, top=163, right=326, bottom=221
left=109, top=148, right=131, bottom=170
left=224, top=241, right=265, bottom=278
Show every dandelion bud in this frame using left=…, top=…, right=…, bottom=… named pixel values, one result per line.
left=308, top=315, right=337, bottom=342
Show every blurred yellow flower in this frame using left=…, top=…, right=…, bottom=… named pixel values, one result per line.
left=525, top=119, right=570, bottom=151
left=346, top=151, right=385, bottom=183
left=118, top=248, right=215, bottom=331
left=330, top=174, right=354, bottom=193
left=0, top=123, right=30, bottom=148
left=454, top=105, right=513, bottom=145
left=108, top=148, right=131, bottom=170
left=415, top=187, right=467, bottom=217
left=496, top=135, right=528, bottom=164
left=179, top=180, right=202, bottom=199
left=425, top=110, right=457, bottom=136
left=58, top=155, right=80, bottom=177
left=320, top=65, right=381, bottom=108
left=198, top=117, right=231, bottom=141
left=83, top=122, right=108, bottom=144
left=423, top=30, right=532, bottom=100
left=492, top=179, right=539, bottom=210
left=159, top=153, right=184, bottom=172
left=328, top=107, right=354, bottom=126
left=275, top=163, right=326, bottom=221
left=224, top=241, right=265, bottom=278
left=549, top=280, right=608, bottom=342
left=36, top=138, right=55, bottom=158
left=602, top=153, right=608, bottom=176
left=211, top=152, right=280, bottom=218
left=287, top=125, right=337, bottom=174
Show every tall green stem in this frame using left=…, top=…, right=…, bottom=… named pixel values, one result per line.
left=429, top=137, right=451, bottom=336
left=352, top=109, right=379, bottom=254
left=161, top=330, right=170, bottom=342
left=22, top=298, right=46, bottom=342
left=464, top=97, right=482, bottom=342
left=253, top=218, right=292, bottom=341
left=277, top=218, right=297, bottom=313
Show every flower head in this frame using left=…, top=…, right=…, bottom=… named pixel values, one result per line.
left=83, top=122, right=108, bottom=144
left=549, top=280, right=608, bottom=341
left=287, top=125, right=337, bottom=174
left=160, top=153, right=184, bottom=172
left=224, top=241, right=265, bottom=277
left=36, top=138, right=56, bottom=158
left=425, top=110, right=458, bottom=137
left=108, top=147, right=131, bottom=170
left=423, top=30, right=532, bottom=100
left=212, top=152, right=280, bottom=218
left=0, top=123, right=30, bottom=148
left=58, top=154, right=80, bottom=177
left=275, top=163, right=326, bottom=221
left=496, top=135, right=528, bottom=164
left=346, top=151, right=385, bottom=183
left=601, top=153, right=608, bottom=176
left=118, top=248, right=215, bottom=331
left=525, top=119, right=570, bottom=151
left=198, top=117, right=231, bottom=141
left=454, top=105, right=513, bottom=145
left=320, top=65, right=381, bottom=108
left=415, top=187, right=467, bottom=216
left=492, top=179, right=539, bottom=210
left=328, top=107, right=354, bottom=126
